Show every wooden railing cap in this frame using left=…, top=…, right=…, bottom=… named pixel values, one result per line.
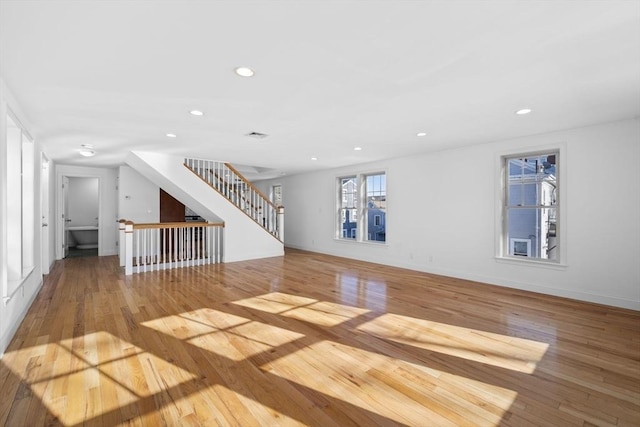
left=132, top=221, right=225, bottom=230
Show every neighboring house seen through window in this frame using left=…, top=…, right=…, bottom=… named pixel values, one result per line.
left=503, top=152, right=558, bottom=261
left=337, top=172, right=386, bottom=243
left=339, top=176, right=358, bottom=240
left=365, top=173, right=386, bottom=242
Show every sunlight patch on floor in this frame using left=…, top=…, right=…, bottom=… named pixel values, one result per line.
left=262, top=339, right=517, bottom=426
left=357, top=313, right=549, bottom=373
left=281, top=300, right=370, bottom=327
left=232, top=292, right=318, bottom=314
left=143, top=308, right=306, bottom=361
left=142, top=308, right=250, bottom=340
left=233, top=292, right=370, bottom=326
left=2, top=331, right=198, bottom=426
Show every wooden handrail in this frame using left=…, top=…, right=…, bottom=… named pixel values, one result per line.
left=224, top=162, right=278, bottom=210
left=182, top=158, right=283, bottom=242
left=132, top=221, right=224, bottom=230
left=208, top=169, right=260, bottom=213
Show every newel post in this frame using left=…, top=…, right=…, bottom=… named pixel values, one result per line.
left=118, top=219, right=126, bottom=266
left=277, top=206, right=285, bottom=242
left=125, top=221, right=134, bottom=275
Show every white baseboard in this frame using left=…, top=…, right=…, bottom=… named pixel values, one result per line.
left=0, top=276, right=44, bottom=359
left=284, top=245, right=639, bottom=311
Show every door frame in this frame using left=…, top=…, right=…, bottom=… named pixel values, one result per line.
left=40, top=153, right=51, bottom=273
left=55, top=173, right=101, bottom=260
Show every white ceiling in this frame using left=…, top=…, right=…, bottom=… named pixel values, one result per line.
left=1, top=0, right=639, bottom=180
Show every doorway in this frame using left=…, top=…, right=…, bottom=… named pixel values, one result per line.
left=41, top=153, right=50, bottom=273
left=59, top=175, right=100, bottom=258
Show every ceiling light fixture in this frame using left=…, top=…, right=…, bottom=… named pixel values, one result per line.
left=166, top=133, right=177, bottom=138
left=235, top=67, right=255, bottom=77
left=190, top=110, right=204, bottom=116
left=354, top=147, right=362, bottom=151
left=79, top=148, right=95, bottom=157
left=515, top=108, right=532, bottom=115
left=416, top=132, right=427, bottom=137
left=311, top=157, right=318, bottom=161
left=245, top=131, right=268, bottom=139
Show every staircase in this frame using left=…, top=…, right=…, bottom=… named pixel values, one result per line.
left=125, top=151, right=284, bottom=263
left=184, top=158, right=283, bottom=241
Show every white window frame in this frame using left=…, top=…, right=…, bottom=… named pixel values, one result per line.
left=336, top=171, right=387, bottom=244
left=510, top=238, right=531, bottom=257
left=271, top=184, right=282, bottom=207
left=3, top=109, right=36, bottom=303
left=496, top=146, right=566, bottom=267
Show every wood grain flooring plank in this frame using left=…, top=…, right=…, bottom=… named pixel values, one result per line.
left=0, top=250, right=638, bottom=426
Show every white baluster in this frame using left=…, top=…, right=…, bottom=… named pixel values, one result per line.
left=125, top=222, right=133, bottom=275
left=119, top=220, right=126, bottom=266
left=277, top=206, right=285, bottom=241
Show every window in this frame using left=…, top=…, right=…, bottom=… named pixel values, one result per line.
left=3, top=112, right=35, bottom=301
left=510, top=238, right=531, bottom=257
left=337, top=172, right=386, bottom=243
left=338, top=176, right=357, bottom=240
left=365, top=173, right=386, bottom=242
left=503, top=152, right=558, bottom=261
left=271, top=184, right=282, bottom=206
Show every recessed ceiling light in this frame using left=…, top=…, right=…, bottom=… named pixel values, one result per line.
left=81, top=143, right=93, bottom=148
left=79, top=149, right=95, bottom=157
left=416, top=132, right=427, bottom=137
left=515, top=108, right=532, bottom=115
left=235, top=67, right=255, bottom=77
left=166, top=133, right=177, bottom=138
left=354, top=147, right=362, bottom=151
left=190, top=110, right=204, bottom=116
left=311, top=157, right=318, bottom=161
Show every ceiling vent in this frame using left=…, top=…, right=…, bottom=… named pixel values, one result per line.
left=245, top=132, right=268, bottom=139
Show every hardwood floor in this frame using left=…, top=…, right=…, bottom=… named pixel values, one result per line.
left=1, top=249, right=638, bottom=426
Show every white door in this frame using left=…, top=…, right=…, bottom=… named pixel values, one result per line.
left=41, top=154, right=50, bottom=273
left=62, top=176, right=70, bottom=258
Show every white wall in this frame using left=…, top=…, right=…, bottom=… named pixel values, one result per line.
left=126, top=151, right=283, bottom=262
left=118, top=166, right=160, bottom=223
left=0, top=77, right=44, bottom=357
left=55, top=165, right=118, bottom=258
left=38, top=154, right=55, bottom=275
left=68, top=177, right=99, bottom=227
left=256, top=119, right=640, bottom=310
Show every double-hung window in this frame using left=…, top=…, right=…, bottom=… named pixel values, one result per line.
left=364, top=173, right=386, bottom=242
left=339, top=176, right=358, bottom=240
left=337, top=172, right=386, bottom=243
left=4, top=111, right=35, bottom=301
left=503, top=152, right=558, bottom=261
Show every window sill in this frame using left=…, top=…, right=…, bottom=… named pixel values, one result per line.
left=3, top=266, right=36, bottom=305
left=334, top=238, right=388, bottom=247
left=495, top=256, right=567, bottom=270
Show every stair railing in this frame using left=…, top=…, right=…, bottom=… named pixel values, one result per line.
left=120, top=220, right=224, bottom=275
left=184, top=158, right=283, bottom=241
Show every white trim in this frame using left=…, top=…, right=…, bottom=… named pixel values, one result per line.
left=335, top=170, right=388, bottom=245
left=510, top=238, right=531, bottom=257
left=56, top=172, right=101, bottom=260
left=496, top=144, right=567, bottom=265
left=0, top=275, right=43, bottom=358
